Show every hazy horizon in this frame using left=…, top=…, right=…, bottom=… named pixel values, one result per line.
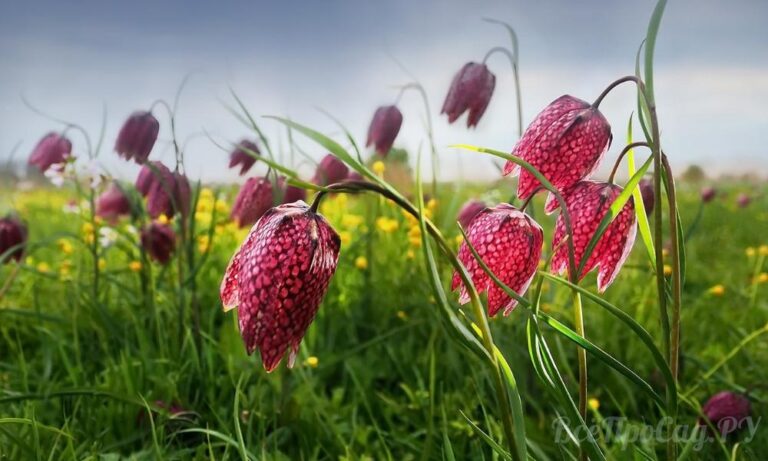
left=2, top=0, right=767, bottom=183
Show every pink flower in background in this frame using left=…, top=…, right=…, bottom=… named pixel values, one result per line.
left=441, top=62, right=496, bottom=128
left=276, top=177, right=307, bottom=204
left=229, top=140, right=260, bottom=175
left=230, top=177, right=273, bottom=228
left=135, top=162, right=190, bottom=218
left=0, top=215, right=28, bottom=263
left=700, top=186, right=716, bottom=203
left=115, top=111, right=160, bottom=164
left=220, top=201, right=341, bottom=372
left=28, top=133, right=72, bottom=173
left=456, top=199, right=486, bottom=229
left=140, top=222, right=176, bottom=264
left=551, top=181, right=636, bottom=292
left=366, top=105, right=403, bottom=156
left=700, top=391, right=751, bottom=436
left=96, top=183, right=132, bottom=223
left=452, top=204, right=543, bottom=317
left=736, top=193, right=751, bottom=208
left=503, top=95, right=612, bottom=206
left=313, top=154, right=349, bottom=186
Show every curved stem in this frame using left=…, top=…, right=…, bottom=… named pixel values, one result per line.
left=481, top=46, right=524, bottom=138
left=395, top=82, right=439, bottom=198
left=482, top=18, right=523, bottom=137
left=592, top=75, right=642, bottom=108
left=608, top=142, right=652, bottom=183
left=662, top=155, right=681, bottom=384
left=519, top=187, right=542, bottom=211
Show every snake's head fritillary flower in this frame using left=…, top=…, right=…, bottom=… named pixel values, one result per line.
left=736, top=193, right=751, bottom=208
left=451, top=204, right=543, bottom=317
left=276, top=177, right=307, bottom=204
left=551, top=181, right=637, bottom=292
left=700, top=186, right=716, bottom=203
left=140, top=222, right=176, bottom=264
left=346, top=171, right=365, bottom=182
left=700, top=391, right=751, bottom=436
left=0, top=215, right=28, bottom=263
left=366, top=105, right=403, bottom=156
left=441, top=62, right=496, bottom=128
left=503, top=95, right=612, bottom=205
left=96, top=182, right=132, bottom=224
left=28, top=132, right=72, bottom=173
left=136, top=162, right=190, bottom=218
left=639, top=178, right=654, bottom=216
left=220, top=201, right=341, bottom=372
left=115, top=111, right=159, bottom=164
left=229, top=140, right=260, bottom=176
left=230, top=177, right=274, bottom=228
left=457, top=199, right=486, bottom=229
left=313, top=154, right=349, bottom=186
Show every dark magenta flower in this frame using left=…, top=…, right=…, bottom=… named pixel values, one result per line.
left=346, top=171, right=365, bottom=182
left=140, top=222, right=176, bottom=264
left=312, top=154, right=349, bottom=186
left=366, top=105, right=403, bottom=156
left=229, top=140, right=260, bottom=176
left=452, top=204, right=542, bottom=317
left=639, top=178, right=654, bottom=216
left=441, top=62, right=496, bottom=128
left=28, top=132, right=72, bottom=173
left=700, top=391, right=751, bottom=436
left=551, top=181, right=636, bottom=292
left=736, top=193, right=751, bottom=208
left=276, top=177, right=307, bottom=204
left=701, top=186, right=716, bottom=203
left=0, top=215, right=28, bottom=264
left=115, top=111, right=160, bottom=164
left=96, top=183, right=132, bottom=224
left=230, top=177, right=273, bottom=228
left=457, top=199, right=486, bottom=229
left=220, top=201, right=341, bottom=372
left=503, top=95, right=612, bottom=204
left=135, top=162, right=190, bottom=218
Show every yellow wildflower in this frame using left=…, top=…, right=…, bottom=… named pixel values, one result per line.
left=746, top=247, right=756, bottom=257
left=427, top=198, right=438, bottom=210
left=355, top=256, right=368, bottom=270
left=25, top=256, right=34, bottom=266
left=406, top=249, right=415, bottom=259
left=759, top=245, right=768, bottom=256
left=758, top=273, right=768, bottom=284
left=128, top=261, right=142, bottom=272
left=376, top=217, right=398, bottom=233
left=98, top=259, right=107, bottom=270
left=36, top=262, right=50, bottom=273
left=198, top=235, right=211, bottom=253
left=304, top=356, right=319, bottom=368
left=661, top=248, right=669, bottom=258
left=588, top=398, right=600, bottom=411
left=663, top=264, right=672, bottom=276
left=342, top=214, right=364, bottom=229
left=454, top=235, right=463, bottom=246
left=372, top=160, right=386, bottom=175
left=708, top=284, right=725, bottom=296
left=397, top=310, right=408, bottom=320
left=339, top=231, right=352, bottom=246
left=156, top=214, right=170, bottom=225
left=57, top=238, right=73, bottom=255
left=215, top=200, right=229, bottom=214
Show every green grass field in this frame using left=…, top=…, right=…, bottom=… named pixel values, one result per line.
left=1, top=176, right=766, bottom=460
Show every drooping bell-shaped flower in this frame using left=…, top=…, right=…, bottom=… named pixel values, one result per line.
left=366, top=105, right=403, bottom=156
left=135, top=162, right=190, bottom=218
left=28, top=133, right=72, bottom=173
left=312, top=154, right=349, bottom=186
left=96, top=182, right=132, bottom=224
left=229, top=140, right=260, bottom=176
left=115, top=111, right=160, bottom=164
left=275, top=177, right=307, bottom=204
left=700, top=391, right=751, bottom=435
left=140, top=222, right=176, bottom=264
left=441, top=62, right=496, bottom=128
left=220, top=201, right=341, bottom=372
left=0, top=215, right=28, bottom=263
left=503, top=95, right=612, bottom=204
left=452, top=203, right=543, bottom=317
left=551, top=181, right=637, bottom=292
left=638, top=178, right=654, bottom=216
left=457, top=199, right=486, bottom=229
left=230, top=177, right=273, bottom=228
left=736, top=193, right=751, bottom=208
left=700, top=186, right=716, bottom=203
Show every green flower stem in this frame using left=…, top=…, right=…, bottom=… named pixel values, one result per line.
left=661, top=156, right=681, bottom=383
left=312, top=181, right=523, bottom=461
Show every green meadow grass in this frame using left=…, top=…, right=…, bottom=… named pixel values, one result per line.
left=0, top=180, right=766, bottom=460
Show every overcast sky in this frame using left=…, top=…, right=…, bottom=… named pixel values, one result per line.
left=1, top=0, right=766, bottom=183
